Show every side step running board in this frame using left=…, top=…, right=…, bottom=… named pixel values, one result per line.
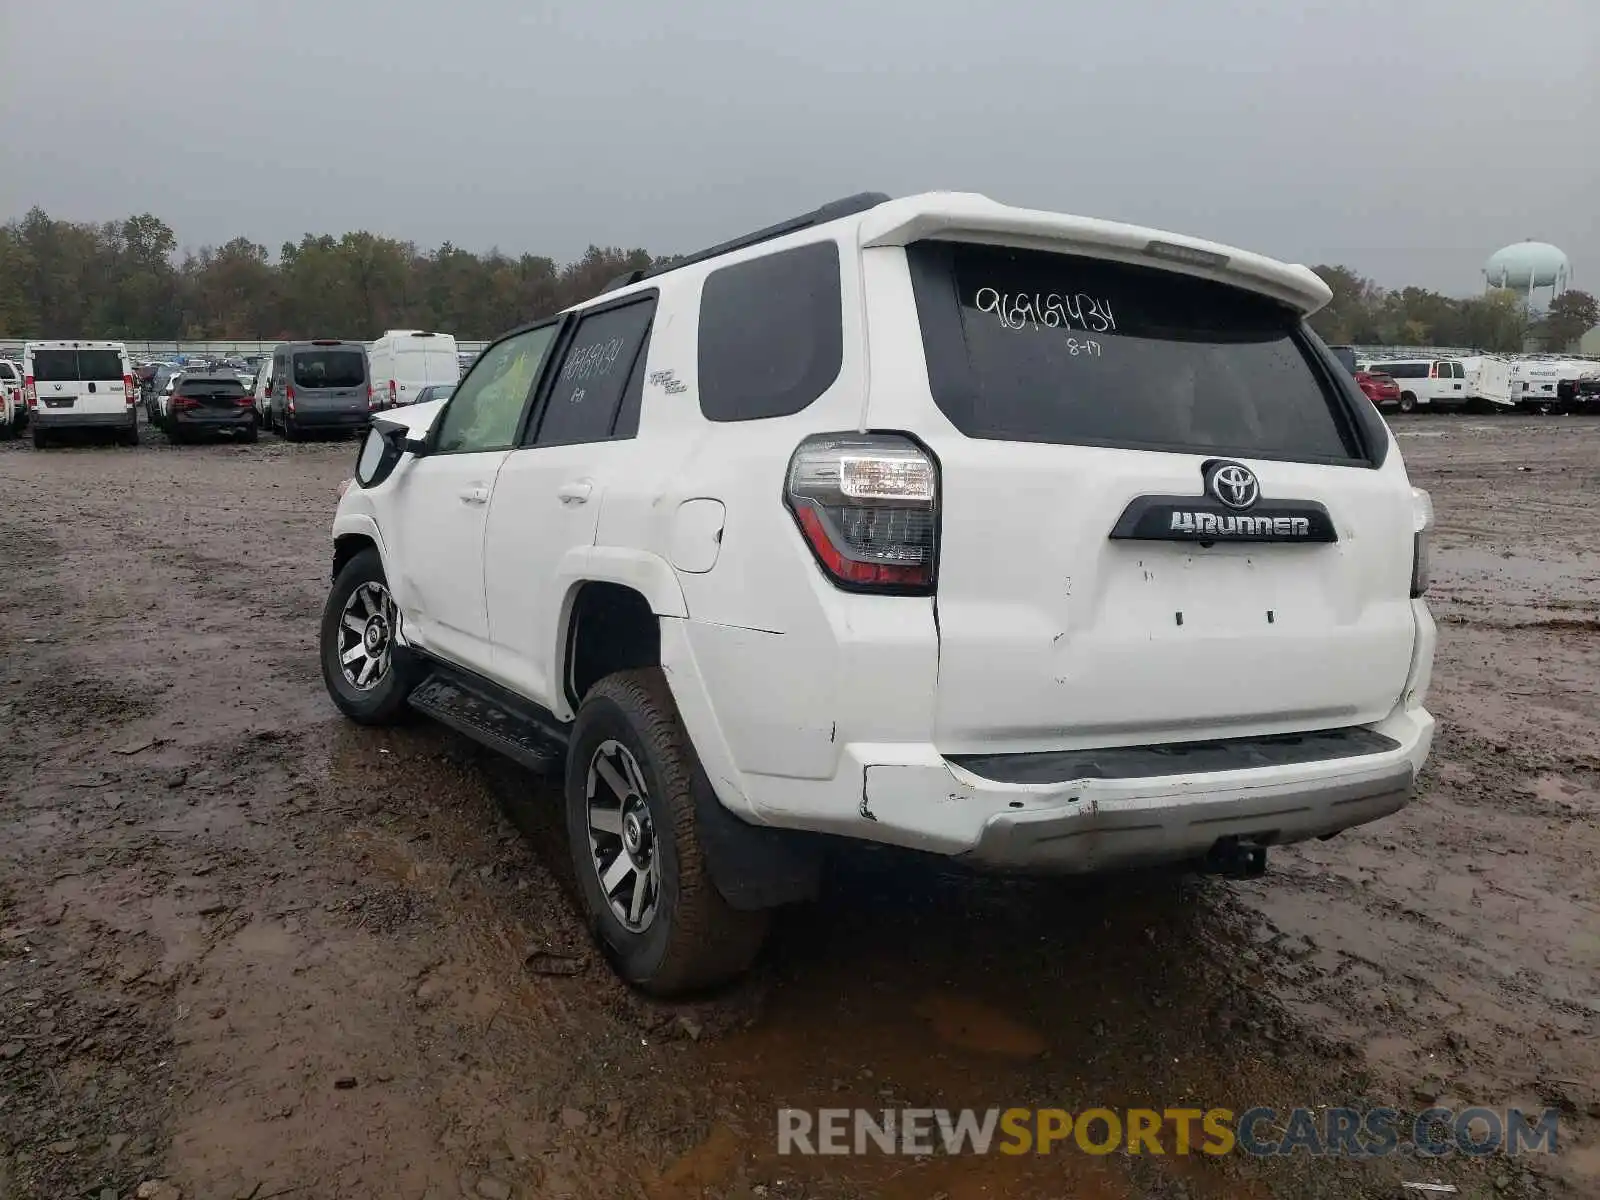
left=407, top=671, right=568, bottom=775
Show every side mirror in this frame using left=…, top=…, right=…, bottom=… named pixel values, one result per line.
left=356, top=423, right=420, bottom=489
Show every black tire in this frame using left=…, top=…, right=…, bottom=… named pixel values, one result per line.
left=283, top=414, right=301, bottom=442
left=240, top=424, right=258, bottom=444
left=31, top=425, right=49, bottom=450
left=565, top=668, right=769, bottom=996
left=0, top=416, right=13, bottom=442
left=319, top=547, right=414, bottom=725
left=1398, top=392, right=1417, bottom=414
left=120, top=422, right=139, bottom=447
left=165, top=423, right=184, bottom=445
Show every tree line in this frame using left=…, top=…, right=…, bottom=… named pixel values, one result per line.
left=0, top=208, right=661, bottom=342
left=1308, top=263, right=1596, bottom=354
left=0, top=206, right=1594, bottom=350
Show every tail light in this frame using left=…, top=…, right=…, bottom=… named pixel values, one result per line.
left=173, top=395, right=198, bottom=410
left=785, top=433, right=939, bottom=592
left=23, top=376, right=36, bottom=408
left=235, top=393, right=253, bottom=407
left=388, top=380, right=398, bottom=406
left=1410, top=487, right=1433, bottom=598
left=122, top=374, right=136, bottom=405
left=285, top=383, right=296, bottom=413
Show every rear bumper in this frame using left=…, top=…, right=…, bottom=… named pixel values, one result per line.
left=749, top=707, right=1432, bottom=874
left=959, top=736, right=1422, bottom=871
left=33, top=409, right=136, bottom=429
left=290, top=409, right=373, bottom=430
left=172, top=409, right=255, bottom=429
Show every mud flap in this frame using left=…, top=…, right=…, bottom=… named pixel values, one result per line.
left=692, top=771, right=822, bottom=911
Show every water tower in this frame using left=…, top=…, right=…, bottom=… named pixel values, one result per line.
left=1484, top=241, right=1570, bottom=313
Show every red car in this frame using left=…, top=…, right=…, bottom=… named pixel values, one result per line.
left=1356, top=370, right=1401, bottom=409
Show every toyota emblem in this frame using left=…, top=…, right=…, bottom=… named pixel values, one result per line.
left=1207, top=462, right=1260, bottom=510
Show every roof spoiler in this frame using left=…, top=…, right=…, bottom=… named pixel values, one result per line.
left=856, top=193, right=1332, bottom=316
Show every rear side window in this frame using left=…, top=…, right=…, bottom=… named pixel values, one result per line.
left=697, top=241, right=843, bottom=422
left=533, top=297, right=655, bottom=446
left=1380, top=363, right=1425, bottom=379
left=906, top=242, right=1360, bottom=462
left=293, top=350, right=366, bottom=389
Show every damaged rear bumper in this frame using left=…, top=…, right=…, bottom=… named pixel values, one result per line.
left=728, top=707, right=1433, bottom=876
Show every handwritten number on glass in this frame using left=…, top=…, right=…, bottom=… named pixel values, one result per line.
left=974, top=288, right=1116, bottom=337
left=561, top=337, right=626, bottom=384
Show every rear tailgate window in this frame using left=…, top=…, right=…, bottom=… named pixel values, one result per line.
left=31, top=350, right=81, bottom=382
left=179, top=378, right=247, bottom=398
left=293, top=350, right=365, bottom=389
left=78, top=349, right=124, bottom=380
left=906, top=242, right=1362, bottom=463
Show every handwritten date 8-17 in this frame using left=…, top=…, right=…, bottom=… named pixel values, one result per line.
left=974, top=288, right=1116, bottom=335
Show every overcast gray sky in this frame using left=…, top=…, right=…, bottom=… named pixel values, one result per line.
left=2, top=0, right=1595, bottom=294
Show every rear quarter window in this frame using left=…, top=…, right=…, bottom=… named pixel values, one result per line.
left=906, top=242, right=1362, bottom=463
left=697, top=240, right=843, bottom=422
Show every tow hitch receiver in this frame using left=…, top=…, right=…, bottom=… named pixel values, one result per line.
left=1201, top=837, right=1268, bottom=879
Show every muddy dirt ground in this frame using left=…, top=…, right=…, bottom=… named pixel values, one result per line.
left=1, top=414, right=1596, bottom=1200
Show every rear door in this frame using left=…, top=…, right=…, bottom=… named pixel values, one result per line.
left=74, top=347, right=128, bottom=416
left=30, top=349, right=91, bottom=416
left=291, top=347, right=368, bottom=415
left=485, top=295, right=656, bottom=708
left=879, top=241, right=1417, bottom=753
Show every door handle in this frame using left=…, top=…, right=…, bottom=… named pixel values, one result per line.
left=557, top=481, right=593, bottom=505
left=459, top=485, right=489, bottom=505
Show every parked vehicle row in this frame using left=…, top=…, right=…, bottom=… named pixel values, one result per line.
left=13, top=333, right=464, bottom=450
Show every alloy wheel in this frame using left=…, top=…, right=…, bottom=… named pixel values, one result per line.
left=585, top=740, right=661, bottom=933
left=336, top=581, right=397, bottom=690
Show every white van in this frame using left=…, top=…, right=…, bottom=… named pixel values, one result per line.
left=366, top=330, right=459, bottom=409
left=22, top=341, right=138, bottom=447
left=1361, top=358, right=1467, bottom=413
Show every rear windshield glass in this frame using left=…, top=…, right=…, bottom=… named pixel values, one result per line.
left=906, top=243, right=1358, bottom=462
left=292, top=350, right=366, bottom=389
left=30, top=349, right=125, bottom=381
left=179, top=377, right=246, bottom=397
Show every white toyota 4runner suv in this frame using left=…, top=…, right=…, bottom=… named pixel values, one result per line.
left=321, top=192, right=1436, bottom=995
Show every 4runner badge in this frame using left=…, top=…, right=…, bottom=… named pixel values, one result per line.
left=1109, top=461, right=1338, bottom=545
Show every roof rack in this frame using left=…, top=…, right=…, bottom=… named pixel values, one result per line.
left=599, top=192, right=891, bottom=295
